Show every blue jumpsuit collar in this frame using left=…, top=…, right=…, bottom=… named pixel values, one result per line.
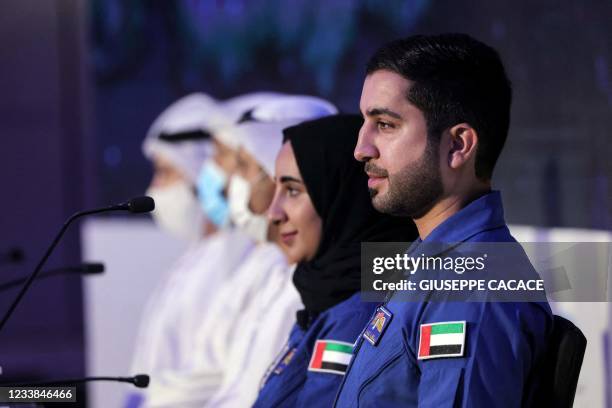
left=421, top=190, right=506, bottom=244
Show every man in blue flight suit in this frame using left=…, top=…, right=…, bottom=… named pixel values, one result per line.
left=334, top=34, right=552, bottom=407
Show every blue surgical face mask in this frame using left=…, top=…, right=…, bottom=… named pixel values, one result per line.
left=197, top=160, right=230, bottom=227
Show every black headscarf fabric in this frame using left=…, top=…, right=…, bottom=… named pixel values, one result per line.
left=282, top=114, right=418, bottom=319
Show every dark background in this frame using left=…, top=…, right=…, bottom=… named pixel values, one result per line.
left=91, top=0, right=612, bottom=230
left=0, top=0, right=610, bottom=405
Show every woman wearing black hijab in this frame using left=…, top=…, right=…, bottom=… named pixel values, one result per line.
left=253, top=114, right=418, bottom=407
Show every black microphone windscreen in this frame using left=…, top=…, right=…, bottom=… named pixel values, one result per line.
left=133, top=374, right=150, bottom=388
left=2, top=248, right=24, bottom=264
left=81, top=262, right=105, bottom=274
left=127, top=197, right=155, bottom=213
left=9, top=248, right=24, bottom=263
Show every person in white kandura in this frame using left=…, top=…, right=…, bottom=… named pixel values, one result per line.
left=127, top=93, right=279, bottom=408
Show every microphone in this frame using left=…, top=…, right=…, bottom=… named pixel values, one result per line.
left=114, top=196, right=155, bottom=213
left=0, top=197, right=155, bottom=334
left=3, top=374, right=150, bottom=388
left=0, top=262, right=105, bottom=292
left=1, top=247, right=24, bottom=266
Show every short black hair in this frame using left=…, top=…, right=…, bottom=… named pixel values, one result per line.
left=366, top=33, right=512, bottom=180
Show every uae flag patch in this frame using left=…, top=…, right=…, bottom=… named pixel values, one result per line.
left=418, top=321, right=466, bottom=360
left=308, top=340, right=353, bottom=375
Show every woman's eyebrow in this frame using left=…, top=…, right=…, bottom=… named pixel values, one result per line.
left=279, top=175, right=303, bottom=184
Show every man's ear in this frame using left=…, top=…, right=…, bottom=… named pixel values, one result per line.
left=447, top=123, right=478, bottom=170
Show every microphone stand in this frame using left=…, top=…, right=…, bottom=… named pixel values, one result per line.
left=0, top=205, right=128, bottom=333
left=0, top=264, right=104, bottom=292
left=3, top=374, right=150, bottom=388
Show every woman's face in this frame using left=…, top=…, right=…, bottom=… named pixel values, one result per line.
left=268, top=141, right=322, bottom=264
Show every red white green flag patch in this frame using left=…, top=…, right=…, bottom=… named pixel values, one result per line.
left=308, top=340, right=353, bottom=375
left=418, top=321, right=466, bottom=360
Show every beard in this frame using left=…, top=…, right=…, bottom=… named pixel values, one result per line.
left=369, top=141, right=443, bottom=219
